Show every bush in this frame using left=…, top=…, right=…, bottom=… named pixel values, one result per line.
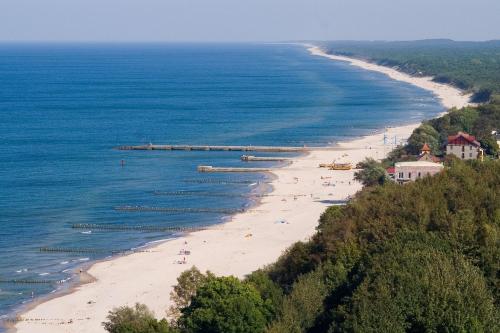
left=168, top=267, right=213, bottom=322
left=179, top=276, right=268, bottom=333
left=354, top=158, right=389, bottom=186
left=103, top=303, right=174, bottom=333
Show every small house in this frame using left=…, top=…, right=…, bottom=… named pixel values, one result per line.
left=394, top=161, right=444, bottom=184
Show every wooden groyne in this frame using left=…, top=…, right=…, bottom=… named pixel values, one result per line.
left=40, top=247, right=111, bottom=254
left=0, top=278, right=57, bottom=285
left=39, top=247, right=153, bottom=255
left=116, top=144, right=339, bottom=152
left=183, top=178, right=266, bottom=185
left=198, top=165, right=272, bottom=173
left=72, top=223, right=209, bottom=232
left=114, top=206, right=244, bottom=214
left=153, top=190, right=248, bottom=198
left=241, top=155, right=291, bottom=162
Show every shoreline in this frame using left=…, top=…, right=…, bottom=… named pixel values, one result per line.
left=306, top=44, right=472, bottom=110
left=11, top=46, right=471, bottom=333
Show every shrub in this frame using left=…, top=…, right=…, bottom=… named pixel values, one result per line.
left=168, top=266, right=213, bottom=322
left=354, top=158, right=389, bottom=186
left=103, top=303, right=174, bottom=333
left=179, top=276, right=268, bottom=333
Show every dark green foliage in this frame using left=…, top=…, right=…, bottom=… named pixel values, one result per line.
left=264, top=160, right=500, bottom=332
left=354, top=158, right=390, bottom=186
left=406, top=123, right=440, bottom=155
left=267, top=268, right=329, bottom=333
left=319, top=40, right=500, bottom=99
left=246, top=270, right=284, bottom=322
left=180, top=276, right=268, bottom=333
left=103, top=303, right=175, bottom=333
left=267, top=241, right=320, bottom=292
left=332, top=234, right=497, bottom=332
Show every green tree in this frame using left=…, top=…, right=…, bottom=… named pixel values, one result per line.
left=245, top=270, right=283, bottom=322
left=354, top=158, right=389, bottom=186
left=334, top=236, right=498, bottom=332
left=180, top=276, right=268, bottom=333
left=406, top=123, right=440, bottom=155
left=168, top=266, right=213, bottom=322
left=103, top=303, right=174, bottom=333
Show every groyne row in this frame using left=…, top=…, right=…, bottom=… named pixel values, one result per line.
left=72, top=223, right=209, bottom=232
left=114, top=206, right=245, bottom=214
left=152, top=190, right=249, bottom=197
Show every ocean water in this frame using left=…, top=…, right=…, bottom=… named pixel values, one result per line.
left=0, top=43, right=442, bottom=324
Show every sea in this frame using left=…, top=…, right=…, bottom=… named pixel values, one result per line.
left=0, top=43, right=443, bottom=326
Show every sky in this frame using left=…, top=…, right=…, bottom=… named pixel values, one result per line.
left=0, top=0, right=499, bottom=42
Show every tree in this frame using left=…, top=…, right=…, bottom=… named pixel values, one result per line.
left=245, top=270, right=283, bottom=322
left=406, top=123, right=440, bottom=155
left=168, top=267, right=213, bottom=322
left=334, top=236, right=498, bottom=332
left=103, top=303, right=174, bottom=333
left=267, top=268, right=328, bottom=333
left=354, top=158, right=389, bottom=186
left=179, top=276, right=268, bottom=333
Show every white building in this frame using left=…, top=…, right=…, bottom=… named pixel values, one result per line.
left=394, top=161, right=444, bottom=184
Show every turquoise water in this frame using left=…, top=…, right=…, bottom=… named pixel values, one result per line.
left=0, top=43, right=442, bottom=324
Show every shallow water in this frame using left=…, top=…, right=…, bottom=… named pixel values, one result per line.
left=0, top=43, right=442, bottom=324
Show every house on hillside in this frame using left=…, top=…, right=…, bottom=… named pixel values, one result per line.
left=394, top=161, right=444, bottom=184
left=386, top=166, right=395, bottom=179
left=493, top=130, right=500, bottom=147
left=417, top=143, right=441, bottom=162
left=446, top=131, right=484, bottom=161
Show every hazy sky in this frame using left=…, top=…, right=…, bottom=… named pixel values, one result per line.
left=1, top=0, right=499, bottom=42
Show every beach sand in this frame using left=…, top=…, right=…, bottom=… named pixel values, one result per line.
left=12, top=46, right=471, bottom=333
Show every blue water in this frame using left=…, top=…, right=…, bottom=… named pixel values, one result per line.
left=0, top=43, right=443, bottom=324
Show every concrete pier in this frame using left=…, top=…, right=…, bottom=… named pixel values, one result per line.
left=116, top=144, right=343, bottom=152
left=240, top=155, right=291, bottom=162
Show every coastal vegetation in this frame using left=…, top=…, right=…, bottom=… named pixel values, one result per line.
left=103, top=41, right=500, bottom=332
left=319, top=39, right=500, bottom=102
left=387, top=101, right=500, bottom=161
left=104, top=159, right=500, bottom=333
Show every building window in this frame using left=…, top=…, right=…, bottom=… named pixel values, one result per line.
left=462, top=146, right=465, bottom=152
left=399, top=172, right=403, bottom=179
left=469, top=153, right=473, bottom=158
left=418, top=172, right=421, bottom=178
left=462, top=153, right=465, bottom=159
left=408, top=172, right=412, bottom=179
left=470, top=145, right=473, bottom=150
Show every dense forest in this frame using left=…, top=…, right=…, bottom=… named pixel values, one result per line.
left=103, top=42, right=500, bottom=333
left=318, top=39, right=500, bottom=102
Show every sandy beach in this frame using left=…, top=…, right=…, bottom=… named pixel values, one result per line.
left=12, top=46, right=471, bottom=333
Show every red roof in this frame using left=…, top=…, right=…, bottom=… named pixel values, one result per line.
left=386, top=167, right=395, bottom=174
left=421, top=143, right=431, bottom=152
left=447, top=131, right=480, bottom=147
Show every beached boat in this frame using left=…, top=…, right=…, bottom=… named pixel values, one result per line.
left=329, top=163, right=352, bottom=170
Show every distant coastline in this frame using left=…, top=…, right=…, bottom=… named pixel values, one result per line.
left=12, top=44, right=472, bottom=333
left=306, top=44, right=472, bottom=110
